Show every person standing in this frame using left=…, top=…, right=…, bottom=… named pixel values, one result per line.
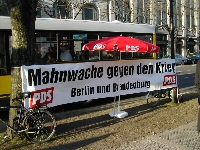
left=60, top=45, right=72, bottom=61
left=195, top=59, right=200, bottom=132
left=34, top=45, right=44, bottom=65
left=187, top=49, right=190, bottom=56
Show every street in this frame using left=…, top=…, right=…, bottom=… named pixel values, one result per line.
left=176, top=64, right=195, bottom=89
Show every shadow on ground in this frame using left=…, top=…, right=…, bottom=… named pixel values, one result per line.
left=0, top=92, right=197, bottom=149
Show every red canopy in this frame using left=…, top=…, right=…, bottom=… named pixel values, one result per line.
left=82, top=36, right=160, bottom=53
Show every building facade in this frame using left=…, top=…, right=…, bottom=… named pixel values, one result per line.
left=0, top=0, right=199, bottom=57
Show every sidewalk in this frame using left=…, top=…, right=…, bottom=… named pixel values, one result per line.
left=115, top=121, right=200, bottom=150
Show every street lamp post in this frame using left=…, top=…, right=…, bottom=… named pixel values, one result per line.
left=170, top=0, right=175, bottom=59
left=169, top=0, right=179, bottom=103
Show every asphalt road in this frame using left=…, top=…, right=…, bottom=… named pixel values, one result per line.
left=176, top=64, right=195, bottom=89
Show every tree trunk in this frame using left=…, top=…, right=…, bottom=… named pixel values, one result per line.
left=5, top=0, right=37, bottom=139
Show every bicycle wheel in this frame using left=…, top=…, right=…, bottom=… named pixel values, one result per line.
left=23, top=109, right=56, bottom=143
left=146, top=91, right=160, bottom=107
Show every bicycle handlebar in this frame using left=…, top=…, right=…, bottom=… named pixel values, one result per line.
left=18, top=92, right=31, bottom=99
left=12, top=92, right=31, bottom=103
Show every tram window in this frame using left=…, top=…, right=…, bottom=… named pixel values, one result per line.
left=0, top=55, right=6, bottom=74
left=121, top=52, right=134, bottom=59
left=89, top=50, right=99, bottom=60
left=75, top=51, right=83, bottom=61
left=101, top=51, right=119, bottom=60
left=134, top=53, right=153, bottom=59
left=81, top=50, right=99, bottom=61
left=0, top=68, right=7, bottom=75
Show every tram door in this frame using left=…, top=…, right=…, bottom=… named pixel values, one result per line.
left=0, top=32, right=11, bottom=96
left=0, top=54, right=11, bottom=97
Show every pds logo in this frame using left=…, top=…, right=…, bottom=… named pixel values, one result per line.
left=163, top=74, right=176, bottom=86
left=29, top=87, right=54, bottom=108
left=93, top=44, right=106, bottom=50
left=126, top=45, right=139, bottom=51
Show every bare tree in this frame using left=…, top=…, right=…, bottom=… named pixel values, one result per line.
left=36, top=0, right=89, bottom=19
left=4, top=0, right=38, bottom=139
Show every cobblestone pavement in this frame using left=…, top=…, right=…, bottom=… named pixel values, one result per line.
left=115, top=121, right=200, bottom=150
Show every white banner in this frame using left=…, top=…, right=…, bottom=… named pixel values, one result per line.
left=21, top=58, right=176, bottom=108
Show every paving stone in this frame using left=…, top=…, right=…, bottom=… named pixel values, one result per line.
left=115, top=121, right=199, bottom=150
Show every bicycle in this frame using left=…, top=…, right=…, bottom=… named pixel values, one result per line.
left=146, top=85, right=183, bottom=107
left=0, top=92, right=56, bottom=143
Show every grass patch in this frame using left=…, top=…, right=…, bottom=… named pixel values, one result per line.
left=165, top=101, right=179, bottom=106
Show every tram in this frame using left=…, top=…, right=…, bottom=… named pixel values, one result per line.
left=0, top=16, right=176, bottom=108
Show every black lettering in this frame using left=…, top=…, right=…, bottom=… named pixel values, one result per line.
left=71, top=86, right=95, bottom=97
left=119, top=66, right=123, bottom=77
left=137, top=63, right=142, bottom=75
left=120, top=83, right=125, bottom=90
left=113, top=83, right=118, bottom=92
left=167, top=64, right=172, bottom=72
left=27, top=65, right=108, bottom=86
left=85, top=68, right=91, bottom=79
left=50, top=68, right=59, bottom=83
left=71, top=88, right=76, bottom=97
left=59, top=70, right=67, bottom=82
left=78, top=69, right=84, bottom=80
left=107, top=65, right=134, bottom=79
left=156, top=62, right=176, bottom=73
left=97, top=67, right=103, bottom=78
left=128, top=65, right=134, bottom=76
left=124, top=66, right=129, bottom=76
left=28, top=69, right=41, bottom=86
left=156, top=62, right=161, bottom=73
left=137, top=63, right=153, bottom=75
left=42, top=71, right=49, bottom=84
left=107, top=66, right=113, bottom=79
left=97, top=84, right=110, bottom=93
left=114, top=66, right=118, bottom=77
left=172, top=63, right=176, bottom=73
left=68, top=70, right=78, bottom=81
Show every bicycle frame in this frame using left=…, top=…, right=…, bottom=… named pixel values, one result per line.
left=0, top=105, right=30, bottom=133
left=0, top=92, right=56, bottom=143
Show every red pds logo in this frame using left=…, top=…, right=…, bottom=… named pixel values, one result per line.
left=29, top=87, right=54, bottom=108
left=163, top=74, right=176, bottom=86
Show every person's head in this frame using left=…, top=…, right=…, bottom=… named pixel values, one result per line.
left=60, top=45, right=66, bottom=52
left=35, top=45, right=40, bottom=52
left=60, top=45, right=70, bottom=52
left=48, top=47, right=53, bottom=52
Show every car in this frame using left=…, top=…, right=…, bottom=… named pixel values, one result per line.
left=175, top=54, right=188, bottom=65
left=187, top=52, right=200, bottom=64
left=162, top=54, right=187, bottom=65
left=185, top=54, right=195, bottom=64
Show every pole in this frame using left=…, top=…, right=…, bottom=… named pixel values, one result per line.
left=169, top=0, right=178, bottom=103
left=170, top=0, right=175, bottom=59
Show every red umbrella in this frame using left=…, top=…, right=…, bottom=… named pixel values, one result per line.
left=82, top=36, right=160, bottom=53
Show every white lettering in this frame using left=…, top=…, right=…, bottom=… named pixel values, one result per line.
left=151, top=47, right=157, bottom=51
left=93, top=44, right=106, bottom=50
left=46, top=90, right=52, bottom=102
left=126, top=45, right=139, bottom=51
left=31, top=89, right=53, bottom=107
left=163, top=75, right=176, bottom=86
left=40, top=92, right=47, bottom=103
left=165, top=76, right=176, bottom=84
left=32, top=93, right=40, bottom=105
